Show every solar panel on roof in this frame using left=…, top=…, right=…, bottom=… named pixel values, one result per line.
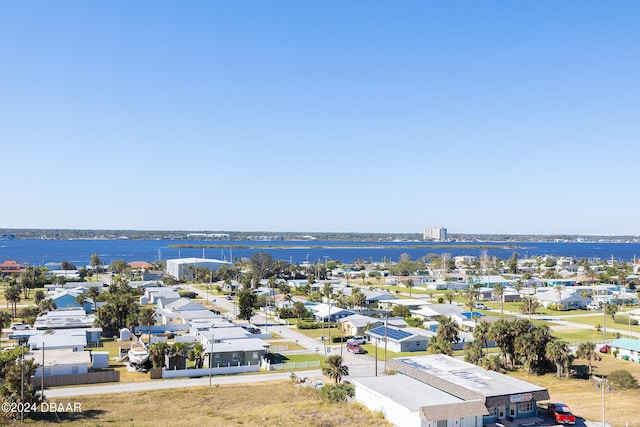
left=369, top=326, right=413, bottom=341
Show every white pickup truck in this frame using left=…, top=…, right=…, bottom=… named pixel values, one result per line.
left=586, top=303, right=602, bottom=311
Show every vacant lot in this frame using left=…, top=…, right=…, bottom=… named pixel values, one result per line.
left=513, top=355, right=640, bottom=427
left=21, top=380, right=392, bottom=427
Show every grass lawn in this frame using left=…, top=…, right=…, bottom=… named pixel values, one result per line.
left=294, top=326, right=338, bottom=340
left=21, top=380, right=393, bottom=427
left=511, top=359, right=640, bottom=427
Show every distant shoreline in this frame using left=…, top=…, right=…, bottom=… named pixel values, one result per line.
left=1, top=228, right=639, bottom=243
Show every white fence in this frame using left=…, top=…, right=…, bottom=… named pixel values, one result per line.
left=162, top=364, right=259, bottom=379
left=263, top=360, right=321, bottom=371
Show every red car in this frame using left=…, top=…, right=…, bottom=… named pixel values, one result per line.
left=599, top=344, right=611, bottom=353
left=346, top=342, right=365, bottom=354
left=548, top=403, right=576, bottom=425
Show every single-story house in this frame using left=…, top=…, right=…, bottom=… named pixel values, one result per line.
left=48, top=289, right=94, bottom=313
left=338, top=314, right=384, bottom=336
left=378, top=299, right=428, bottom=311
left=534, top=288, right=585, bottom=310
left=310, top=303, right=355, bottom=322
left=204, top=337, right=269, bottom=367
left=33, top=308, right=97, bottom=330
left=27, top=349, right=91, bottom=377
left=608, top=338, right=640, bottom=362
left=365, top=325, right=431, bottom=353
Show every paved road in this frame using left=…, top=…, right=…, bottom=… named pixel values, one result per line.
left=44, top=369, right=322, bottom=398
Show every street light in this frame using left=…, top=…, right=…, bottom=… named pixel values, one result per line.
left=594, top=375, right=611, bottom=427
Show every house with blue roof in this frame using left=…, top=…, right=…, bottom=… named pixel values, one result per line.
left=608, top=338, right=640, bottom=362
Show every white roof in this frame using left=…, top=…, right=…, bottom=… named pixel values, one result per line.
left=207, top=338, right=269, bottom=353
left=25, top=349, right=91, bottom=366
left=353, top=375, right=464, bottom=411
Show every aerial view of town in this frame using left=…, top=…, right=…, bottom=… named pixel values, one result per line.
left=3, top=1, right=640, bottom=426
left=0, top=227, right=639, bottom=426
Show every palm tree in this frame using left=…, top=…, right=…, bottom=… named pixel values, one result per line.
left=554, top=285, right=564, bottom=311
left=148, top=341, right=169, bottom=369
left=188, top=342, right=205, bottom=369
left=546, top=339, right=570, bottom=378
left=575, top=341, right=600, bottom=375
left=493, top=283, right=504, bottom=314
left=0, top=311, right=11, bottom=346
left=473, top=321, right=490, bottom=357
left=75, top=293, right=88, bottom=311
left=5, top=285, right=21, bottom=318
left=171, top=342, right=188, bottom=370
left=139, top=307, right=156, bottom=344
left=404, top=279, right=414, bottom=298
left=39, top=298, right=57, bottom=313
left=322, top=354, right=349, bottom=383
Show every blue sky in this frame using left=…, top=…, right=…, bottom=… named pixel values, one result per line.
left=1, top=1, right=639, bottom=235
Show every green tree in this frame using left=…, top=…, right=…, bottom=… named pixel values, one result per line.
left=0, top=311, right=11, bottom=346
left=188, top=343, right=206, bottom=369
left=33, top=290, right=45, bottom=306
left=575, top=341, right=600, bottom=375
left=322, top=354, right=349, bottom=383
left=237, top=289, right=257, bottom=321
left=391, top=304, right=410, bottom=318
left=5, top=285, right=21, bottom=318
left=249, top=252, right=273, bottom=288
left=605, top=303, right=618, bottom=321
left=171, top=342, right=188, bottom=369
left=90, top=253, right=103, bottom=274
left=546, top=339, right=571, bottom=378
left=291, top=301, right=308, bottom=322
left=608, top=369, right=639, bottom=389
left=493, top=283, right=504, bottom=314
left=139, top=307, right=156, bottom=343
left=0, top=355, right=42, bottom=417
left=148, top=341, right=169, bottom=368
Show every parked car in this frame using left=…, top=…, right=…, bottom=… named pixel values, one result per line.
left=548, top=403, right=576, bottom=424
left=599, top=344, right=611, bottom=353
left=347, top=336, right=367, bottom=345
left=474, top=302, right=488, bottom=310
left=587, top=303, right=602, bottom=310
left=346, top=342, right=365, bottom=354
left=10, top=322, right=30, bottom=330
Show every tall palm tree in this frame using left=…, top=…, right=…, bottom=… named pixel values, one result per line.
left=322, top=354, right=349, bottom=383
left=188, top=343, right=206, bottom=369
left=546, top=339, right=570, bottom=378
left=5, top=285, right=21, bottom=318
left=493, top=283, right=504, bottom=314
left=171, top=342, right=188, bottom=370
left=139, top=307, right=156, bottom=344
left=576, top=341, right=600, bottom=375
left=473, top=321, right=490, bottom=357
left=404, top=279, right=414, bottom=298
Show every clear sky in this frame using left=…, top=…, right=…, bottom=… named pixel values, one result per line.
left=1, top=1, right=639, bottom=235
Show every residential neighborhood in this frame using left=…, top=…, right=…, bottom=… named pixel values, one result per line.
left=0, top=249, right=640, bottom=425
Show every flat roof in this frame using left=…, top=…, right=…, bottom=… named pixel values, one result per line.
left=390, top=354, right=549, bottom=406
left=353, top=375, right=463, bottom=411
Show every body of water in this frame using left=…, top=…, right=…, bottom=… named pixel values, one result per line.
left=1, top=239, right=640, bottom=267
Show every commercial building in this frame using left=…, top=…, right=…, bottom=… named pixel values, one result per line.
left=353, top=354, right=549, bottom=427
left=423, top=227, right=448, bottom=241
left=165, top=257, right=231, bottom=280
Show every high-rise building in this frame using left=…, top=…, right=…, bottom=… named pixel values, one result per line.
left=423, top=227, right=447, bottom=241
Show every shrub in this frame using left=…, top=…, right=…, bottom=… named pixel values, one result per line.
left=319, top=383, right=354, bottom=402
left=608, top=369, right=639, bottom=389
left=614, top=315, right=638, bottom=326
left=178, top=290, right=197, bottom=299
